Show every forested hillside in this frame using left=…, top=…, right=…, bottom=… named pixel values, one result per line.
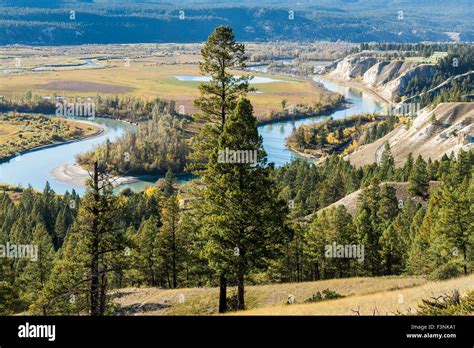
left=0, top=0, right=473, bottom=45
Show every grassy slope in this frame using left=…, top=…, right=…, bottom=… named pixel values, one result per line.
left=113, top=276, right=428, bottom=316
left=235, top=274, right=474, bottom=316
left=307, top=181, right=440, bottom=218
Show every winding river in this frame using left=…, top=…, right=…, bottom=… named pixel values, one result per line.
left=0, top=77, right=383, bottom=195
left=259, top=77, right=383, bottom=167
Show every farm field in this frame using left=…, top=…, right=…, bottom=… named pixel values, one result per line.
left=0, top=45, right=334, bottom=118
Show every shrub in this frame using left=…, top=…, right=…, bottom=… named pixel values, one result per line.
left=428, top=260, right=463, bottom=280
left=416, top=290, right=474, bottom=315
left=304, top=288, right=345, bottom=303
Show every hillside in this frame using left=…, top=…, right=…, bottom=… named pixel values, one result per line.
left=233, top=274, right=474, bottom=315
left=112, top=276, right=427, bottom=316
left=306, top=181, right=439, bottom=219
left=0, top=0, right=473, bottom=45
left=349, top=102, right=474, bottom=167
left=324, top=53, right=437, bottom=101
left=111, top=274, right=474, bottom=316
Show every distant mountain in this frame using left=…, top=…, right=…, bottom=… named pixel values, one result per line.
left=0, top=0, right=472, bottom=45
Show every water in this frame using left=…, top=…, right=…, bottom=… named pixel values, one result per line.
left=1, top=58, right=103, bottom=74
left=173, top=75, right=290, bottom=84
left=0, top=117, right=136, bottom=195
left=257, top=77, right=383, bottom=167
left=0, top=77, right=382, bottom=195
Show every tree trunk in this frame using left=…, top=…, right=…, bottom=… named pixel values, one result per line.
left=463, top=245, right=467, bottom=275
left=387, top=254, right=392, bottom=275
left=296, top=246, right=301, bottom=282
left=218, top=273, right=227, bottom=313
left=237, top=273, right=245, bottom=310
left=90, top=161, right=100, bottom=316
left=99, top=268, right=107, bottom=316
left=314, top=262, right=320, bottom=280
left=172, top=211, right=177, bottom=288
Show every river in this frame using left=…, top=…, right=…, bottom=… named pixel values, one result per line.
left=258, top=77, right=383, bottom=167
left=0, top=77, right=383, bottom=195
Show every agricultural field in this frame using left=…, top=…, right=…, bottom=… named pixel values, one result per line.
left=0, top=44, right=338, bottom=119
left=0, top=113, right=100, bottom=160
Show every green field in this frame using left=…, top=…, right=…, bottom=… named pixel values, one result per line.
left=402, top=51, right=448, bottom=64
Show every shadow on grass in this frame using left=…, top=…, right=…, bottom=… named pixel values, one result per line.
left=117, top=302, right=171, bottom=315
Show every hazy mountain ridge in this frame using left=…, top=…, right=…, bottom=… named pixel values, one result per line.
left=0, top=0, right=472, bottom=45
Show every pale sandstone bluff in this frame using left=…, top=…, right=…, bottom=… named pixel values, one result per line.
left=324, top=53, right=437, bottom=101
left=348, top=102, right=474, bottom=167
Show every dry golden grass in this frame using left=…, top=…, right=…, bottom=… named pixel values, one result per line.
left=113, top=275, right=428, bottom=316
left=0, top=56, right=329, bottom=118
left=232, top=274, right=474, bottom=316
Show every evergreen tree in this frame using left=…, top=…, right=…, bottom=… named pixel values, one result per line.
left=132, top=216, right=162, bottom=286
left=354, top=179, right=382, bottom=276
left=163, top=169, right=176, bottom=198
left=305, top=211, right=331, bottom=280
left=159, top=195, right=182, bottom=288
left=190, top=26, right=252, bottom=312
left=189, top=25, right=251, bottom=174
left=19, top=224, right=55, bottom=314
left=377, top=184, right=399, bottom=228
left=379, top=142, right=395, bottom=181
left=408, top=204, right=434, bottom=275
left=408, top=155, right=429, bottom=198
left=328, top=206, right=357, bottom=278
left=433, top=179, right=473, bottom=275
left=379, top=200, right=419, bottom=275
left=401, top=152, right=414, bottom=181
left=200, top=98, right=290, bottom=311
left=54, top=207, right=68, bottom=248
left=41, top=162, right=126, bottom=316
left=194, top=25, right=250, bottom=131
left=0, top=280, right=20, bottom=315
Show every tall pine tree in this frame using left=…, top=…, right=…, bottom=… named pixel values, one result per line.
left=200, top=98, right=290, bottom=311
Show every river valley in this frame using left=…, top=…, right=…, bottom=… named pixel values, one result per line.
left=0, top=77, right=383, bottom=195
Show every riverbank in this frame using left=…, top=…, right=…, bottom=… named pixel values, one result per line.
left=285, top=75, right=389, bottom=162
left=257, top=100, right=349, bottom=127
left=51, top=162, right=157, bottom=188
left=315, top=75, right=392, bottom=107
left=286, top=142, right=321, bottom=162
left=0, top=117, right=104, bottom=164
left=0, top=73, right=384, bottom=194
